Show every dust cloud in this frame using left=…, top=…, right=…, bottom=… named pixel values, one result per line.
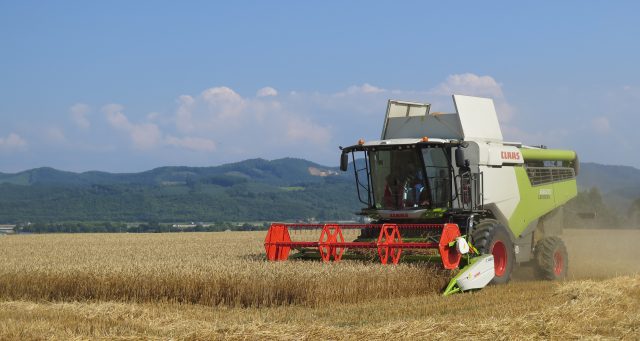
left=513, top=228, right=640, bottom=280
left=563, top=228, right=640, bottom=279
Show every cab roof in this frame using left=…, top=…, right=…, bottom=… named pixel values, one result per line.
left=381, top=95, right=504, bottom=142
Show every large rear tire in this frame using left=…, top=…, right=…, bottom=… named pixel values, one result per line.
left=534, top=237, right=568, bottom=280
left=472, top=219, right=515, bottom=284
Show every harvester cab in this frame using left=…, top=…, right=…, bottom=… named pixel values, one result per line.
left=266, top=95, right=578, bottom=295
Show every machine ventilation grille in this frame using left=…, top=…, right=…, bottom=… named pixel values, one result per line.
left=525, top=167, right=575, bottom=186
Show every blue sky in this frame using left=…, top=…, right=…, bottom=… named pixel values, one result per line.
left=1, top=1, right=639, bottom=172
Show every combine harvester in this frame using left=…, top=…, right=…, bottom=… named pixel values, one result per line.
left=265, top=95, right=578, bottom=295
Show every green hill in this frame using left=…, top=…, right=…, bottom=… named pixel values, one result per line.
left=0, top=158, right=343, bottom=187
left=576, top=162, right=640, bottom=210
left=1, top=158, right=639, bottom=225
left=0, top=158, right=358, bottom=223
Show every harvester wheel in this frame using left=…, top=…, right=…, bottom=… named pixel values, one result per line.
left=472, top=219, right=515, bottom=284
left=534, top=237, right=568, bottom=280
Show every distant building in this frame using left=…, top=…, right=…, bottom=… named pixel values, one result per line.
left=172, top=224, right=197, bottom=229
left=0, top=225, right=16, bottom=235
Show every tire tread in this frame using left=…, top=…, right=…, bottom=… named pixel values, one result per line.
left=534, top=236, right=568, bottom=280
left=471, top=219, right=515, bottom=284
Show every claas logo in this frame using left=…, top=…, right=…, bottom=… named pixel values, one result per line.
left=501, top=151, right=520, bottom=160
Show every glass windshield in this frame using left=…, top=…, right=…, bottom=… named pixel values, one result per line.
left=368, top=146, right=451, bottom=210
left=421, top=147, right=451, bottom=208
left=369, top=148, right=429, bottom=210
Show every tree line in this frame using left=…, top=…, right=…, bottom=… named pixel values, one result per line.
left=16, top=221, right=269, bottom=234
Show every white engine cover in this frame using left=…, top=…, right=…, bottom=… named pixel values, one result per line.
left=456, top=255, right=495, bottom=291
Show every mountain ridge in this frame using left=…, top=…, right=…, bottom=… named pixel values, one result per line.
left=0, top=157, right=345, bottom=187
left=1, top=159, right=638, bottom=192
left=0, top=158, right=638, bottom=223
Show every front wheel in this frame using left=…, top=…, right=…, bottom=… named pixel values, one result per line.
left=472, top=219, right=515, bottom=284
left=534, top=237, right=568, bottom=280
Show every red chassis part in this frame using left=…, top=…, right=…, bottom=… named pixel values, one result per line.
left=264, top=223, right=462, bottom=269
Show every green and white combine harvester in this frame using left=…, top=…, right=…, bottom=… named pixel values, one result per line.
left=265, top=95, right=578, bottom=295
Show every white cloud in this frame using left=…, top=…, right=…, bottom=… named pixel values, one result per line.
left=591, top=116, right=611, bottom=134
left=202, top=86, right=243, bottom=103
left=286, top=118, right=331, bottom=145
left=129, top=124, right=162, bottom=150
left=18, top=75, right=640, bottom=170
left=102, top=104, right=162, bottom=150
left=172, top=85, right=334, bottom=159
left=70, top=103, right=91, bottom=129
left=166, top=136, right=216, bottom=152
left=621, top=85, right=640, bottom=98
left=338, top=83, right=385, bottom=96
left=165, top=76, right=521, bottom=162
left=147, top=112, right=160, bottom=121
left=0, top=133, right=27, bottom=151
left=102, top=103, right=218, bottom=153
left=176, top=88, right=245, bottom=133
left=313, top=75, right=519, bottom=145
left=45, top=127, right=66, bottom=143
left=201, top=87, right=245, bottom=118
left=429, top=73, right=514, bottom=121
left=72, top=76, right=523, bottom=165
left=176, top=95, right=196, bottom=133
left=431, top=73, right=504, bottom=98
left=103, top=104, right=129, bottom=129
left=257, top=86, right=278, bottom=97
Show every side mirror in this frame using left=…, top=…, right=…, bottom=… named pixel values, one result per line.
left=340, top=152, right=349, bottom=172
left=455, top=147, right=466, bottom=168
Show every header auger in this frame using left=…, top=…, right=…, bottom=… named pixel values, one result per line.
left=265, top=95, right=578, bottom=295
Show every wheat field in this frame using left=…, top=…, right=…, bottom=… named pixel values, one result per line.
left=0, top=231, right=450, bottom=307
left=1, top=229, right=639, bottom=340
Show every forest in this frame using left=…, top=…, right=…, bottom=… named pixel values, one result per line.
left=1, top=158, right=640, bottom=232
